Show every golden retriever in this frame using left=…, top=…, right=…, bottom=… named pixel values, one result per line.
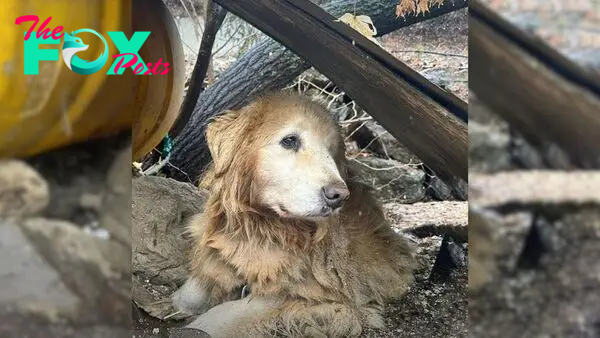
left=172, top=92, right=414, bottom=337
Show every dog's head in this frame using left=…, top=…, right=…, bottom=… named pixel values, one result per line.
left=204, top=93, right=349, bottom=220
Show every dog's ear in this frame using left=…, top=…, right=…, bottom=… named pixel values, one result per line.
left=206, top=109, right=245, bottom=174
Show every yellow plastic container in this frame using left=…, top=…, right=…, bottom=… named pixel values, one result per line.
left=0, top=0, right=184, bottom=160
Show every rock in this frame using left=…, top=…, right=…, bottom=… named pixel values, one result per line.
left=383, top=201, right=467, bottom=285
left=19, top=218, right=131, bottom=325
left=469, top=170, right=600, bottom=337
left=467, top=207, right=502, bottom=291
left=25, top=133, right=130, bottom=226
left=0, top=316, right=130, bottom=338
left=427, top=175, right=468, bottom=201
left=470, top=207, right=600, bottom=337
left=0, top=160, right=49, bottom=217
left=348, top=157, right=425, bottom=203
left=383, top=201, right=468, bottom=242
left=468, top=92, right=509, bottom=128
left=468, top=121, right=511, bottom=173
left=99, top=144, right=132, bottom=246
left=0, top=220, right=79, bottom=319
left=169, top=328, right=212, bottom=338
left=348, top=120, right=418, bottom=164
left=426, top=175, right=453, bottom=200
left=133, top=176, right=208, bottom=319
left=0, top=217, right=130, bottom=337
left=428, top=235, right=466, bottom=283
left=469, top=93, right=574, bottom=171
left=469, top=171, right=600, bottom=207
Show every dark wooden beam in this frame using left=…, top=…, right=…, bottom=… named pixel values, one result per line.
left=170, top=2, right=228, bottom=138
left=212, top=0, right=468, bottom=181
left=470, top=0, right=600, bottom=169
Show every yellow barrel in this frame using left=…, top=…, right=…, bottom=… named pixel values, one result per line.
left=0, top=0, right=184, bottom=160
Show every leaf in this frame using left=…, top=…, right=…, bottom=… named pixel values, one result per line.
left=336, top=13, right=382, bottom=46
left=396, top=0, right=445, bottom=17
left=416, top=0, right=431, bottom=15
left=430, top=0, right=446, bottom=8
left=396, top=0, right=416, bottom=18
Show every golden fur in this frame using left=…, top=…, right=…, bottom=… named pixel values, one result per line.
left=174, top=92, right=414, bottom=337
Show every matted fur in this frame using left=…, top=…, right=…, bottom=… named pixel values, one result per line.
left=173, top=92, right=414, bottom=337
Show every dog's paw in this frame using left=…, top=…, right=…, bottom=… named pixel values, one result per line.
left=172, top=278, right=210, bottom=315
left=363, top=305, right=385, bottom=329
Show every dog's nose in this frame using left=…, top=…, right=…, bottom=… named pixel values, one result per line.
left=322, top=183, right=350, bottom=209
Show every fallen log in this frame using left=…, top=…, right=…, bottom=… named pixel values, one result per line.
left=168, top=0, right=468, bottom=182
left=469, top=0, right=600, bottom=169
left=470, top=171, right=600, bottom=208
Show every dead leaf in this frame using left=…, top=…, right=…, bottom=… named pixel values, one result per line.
left=429, top=0, right=445, bottom=8
left=431, top=0, right=446, bottom=8
left=336, top=13, right=381, bottom=46
left=397, top=0, right=445, bottom=17
left=396, top=0, right=416, bottom=18
left=416, top=0, right=431, bottom=15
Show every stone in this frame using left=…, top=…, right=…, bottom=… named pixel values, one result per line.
left=348, top=156, right=426, bottom=203
left=383, top=201, right=468, bottom=242
left=469, top=171, right=600, bottom=207
left=0, top=220, right=79, bottom=319
left=19, top=218, right=131, bottom=326
left=427, top=175, right=468, bottom=201
left=25, top=133, right=129, bottom=226
left=0, top=160, right=49, bottom=217
left=348, top=120, right=418, bottom=164
left=133, top=176, right=208, bottom=319
left=0, top=217, right=130, bottom=337
left=169, top=327, right=212, bottom=338
left=468, top=121, right=511, bottom=173
left=99, top=144, right=132, bottom=246
left=469, top=169, right=600, bottom=337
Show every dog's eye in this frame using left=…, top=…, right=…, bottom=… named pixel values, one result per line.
left=280, top=134, right=300, bottom=151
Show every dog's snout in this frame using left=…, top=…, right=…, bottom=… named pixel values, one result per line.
left=322, top=183, right=350, bottom=209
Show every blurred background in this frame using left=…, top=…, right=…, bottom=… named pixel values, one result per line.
left=0, top=0, right=180, bottom=337
left=469, top=1, right=600, bottom=337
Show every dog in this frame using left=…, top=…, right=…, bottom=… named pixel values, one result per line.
left=172, top=92, right=414, bottom=337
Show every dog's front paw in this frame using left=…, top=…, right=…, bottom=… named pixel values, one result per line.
left=172, top=278, right=211, bottom=315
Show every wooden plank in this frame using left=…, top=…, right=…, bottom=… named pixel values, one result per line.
left=470, top=1, right=600, bottom=97
left=213, top=0, right=468, bottom=181
left=288, top=0, right=468, bottom=122
left=470, top=171, right=600, bottom=207
left=470, top=0, right=600, bottom=169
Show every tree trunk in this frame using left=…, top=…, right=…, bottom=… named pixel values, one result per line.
left=168, top=0, right=468, bottom=182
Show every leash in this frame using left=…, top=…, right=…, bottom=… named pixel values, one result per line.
left=240, top=284, right=251, bottom=299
